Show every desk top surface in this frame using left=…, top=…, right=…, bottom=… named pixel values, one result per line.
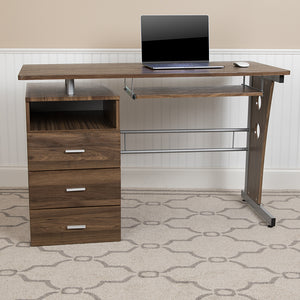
left=18, top=61, right=290, bottom=80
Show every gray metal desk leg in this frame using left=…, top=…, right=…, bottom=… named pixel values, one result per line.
left=242, top=76, right=278, bottom=227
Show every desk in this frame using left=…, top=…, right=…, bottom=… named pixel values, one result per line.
left=18, top=61, right=290, bottom=246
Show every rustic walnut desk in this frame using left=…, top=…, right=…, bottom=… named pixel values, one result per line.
left=18, top=61, right=290, bottom=246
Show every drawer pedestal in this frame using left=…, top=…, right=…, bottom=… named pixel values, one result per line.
left=25, top=82, right=121, bottom=246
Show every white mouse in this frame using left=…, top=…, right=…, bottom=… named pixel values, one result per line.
left=233, top=62, right=250, bottom=68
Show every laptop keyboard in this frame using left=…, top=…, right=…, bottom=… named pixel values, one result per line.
left=145, top=63, right=224, bottom=70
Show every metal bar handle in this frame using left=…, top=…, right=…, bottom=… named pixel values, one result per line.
left=64, top=149, right=85, bottom=154
left=67, top=225, right=86, bottom=230
left=66, top=187, right=86, bottom=192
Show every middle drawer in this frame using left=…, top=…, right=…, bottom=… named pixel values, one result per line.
left=29, top=168, right=120, bottom=209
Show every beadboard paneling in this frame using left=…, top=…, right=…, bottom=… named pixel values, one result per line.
left=0, top=49, right=299, bottom=188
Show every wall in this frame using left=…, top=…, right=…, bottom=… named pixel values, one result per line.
left=0, top=1, right=300, bottom=188
left=0, top=0, right=300, bottom=49
left=0, top=48, right=299, bottom=189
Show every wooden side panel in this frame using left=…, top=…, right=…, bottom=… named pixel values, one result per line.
left=245, top=77, right=275, bottom=204
left=29, top=168, right=120, bottom=209
left=26, top=103, right=30, bottom=132
left=30, top=206, right=121, bottom=246
left=104, top=100, right=120, bottom=129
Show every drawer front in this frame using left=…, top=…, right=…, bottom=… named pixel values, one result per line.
left=29, top=169, right=120, bottom=209
left=27, top=131, right=120, bottom=171
left=30, top=206, right=121, bottom=246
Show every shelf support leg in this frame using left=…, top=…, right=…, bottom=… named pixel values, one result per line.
left=65, top=79, right=75, bottom=96
left=242, top=76, right=276, bottom=227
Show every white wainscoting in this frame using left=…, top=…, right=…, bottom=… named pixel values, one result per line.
left=0, top=49, right=299, bottom=189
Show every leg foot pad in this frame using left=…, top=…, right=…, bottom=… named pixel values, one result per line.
left=241, top=190, right=276, bottom=227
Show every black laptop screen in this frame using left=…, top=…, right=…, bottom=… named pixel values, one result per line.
left=141, top=15, right=209, bottom=62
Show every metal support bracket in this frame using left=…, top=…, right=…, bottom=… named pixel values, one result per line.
left=264, top=75, right=285, bottom=83
left=241, top=76, right=264, bottom=95
left=124, top=78, right=136, bottom=99
left=65, top=79, right=75, bottom=96
left=241, top=190, right=276, bottom=227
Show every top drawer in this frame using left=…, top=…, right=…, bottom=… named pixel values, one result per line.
left=27, top=131, right=120, bottom=171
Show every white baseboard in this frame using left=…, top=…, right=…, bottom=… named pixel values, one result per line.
left=1, top=167, right=299, bottom=190
left=0, top=167, right=28, bottom=188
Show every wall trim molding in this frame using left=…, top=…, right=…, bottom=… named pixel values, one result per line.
left=0, top=48, right=300, bottom=55
left=2, top=167, right=300, bottom=190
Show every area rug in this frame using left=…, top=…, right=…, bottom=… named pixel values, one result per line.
left=0, top=189, right=299, bottom=299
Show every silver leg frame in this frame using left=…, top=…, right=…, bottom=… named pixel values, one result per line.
left=65, top=79, right=75, bottom=96
left=241, top=78, right=275, bottom=227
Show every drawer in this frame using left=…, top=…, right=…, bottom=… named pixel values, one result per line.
left=27, top=131, right=120, bottom=171
left=30, top=206, right=121, bottom=246
left=29, top=168, right=120, bottom=209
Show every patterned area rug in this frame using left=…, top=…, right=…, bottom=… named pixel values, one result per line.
left=0, top=189, right=300, bottom=300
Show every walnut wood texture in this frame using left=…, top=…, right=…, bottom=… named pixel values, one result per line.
left=18, top=62, right=290, bottom=80
left=26, top=82, right=120, bottom=131
left=28, top=130, right=119, bottom=147
left=244, top=77, right=274, bottom=204
left=26, top=102, right=30, bottom=132
left=104, top=100, right=120, bottom=129
left=29, top=111, right=118, bottom=131
left=29, top=168, right=120, bottom=209
left=131, top=85, right=263, bottom=99
left=25, top=81, right=121, bottom=246
left=25, top=82, right=120, bottom=102
left=30, top=206, right=121, bottom=246
left=27, top=131, right=120, bottom=171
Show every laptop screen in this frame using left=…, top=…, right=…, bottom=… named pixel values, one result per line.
left=141, top=15, right=209, bottom=63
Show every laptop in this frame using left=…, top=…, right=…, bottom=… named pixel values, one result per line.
left=141, top=15, right=224, bottom=70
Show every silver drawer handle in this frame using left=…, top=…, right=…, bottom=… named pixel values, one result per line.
left=66, top=187, right=86, bottom=192
left=65, top=149, right=85, bottom=154
left=67, top=225, right=86, bottom=230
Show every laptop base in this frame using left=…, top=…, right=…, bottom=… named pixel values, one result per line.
left=143, top=62, right=224, bottom=70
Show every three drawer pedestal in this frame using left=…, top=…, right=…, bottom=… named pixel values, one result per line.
left=25, top=82, right=121, bottom=246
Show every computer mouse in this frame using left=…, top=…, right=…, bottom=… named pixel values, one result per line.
left=233, top=62, right=250, bottom=68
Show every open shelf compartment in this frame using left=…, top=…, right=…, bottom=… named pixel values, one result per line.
left=26, top=82, right=119, bottom=131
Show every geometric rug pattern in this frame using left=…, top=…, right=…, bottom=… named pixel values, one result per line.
left=0, top=189, right=299, bottom=300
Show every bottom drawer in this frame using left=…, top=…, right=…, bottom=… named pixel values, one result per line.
left=30, top=206, right=120, bottom=246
